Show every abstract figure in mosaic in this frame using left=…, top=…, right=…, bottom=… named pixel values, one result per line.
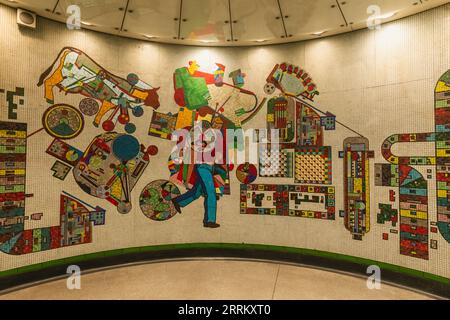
left=169, top=121, right=229, bottom=228
left=340, top=137, right=374, bottom=240
left=434, top=69, right=450, bottom=243
left=260, top=63, right=332, bottom=187
left=0, top=121, right=105, bottom=255
left=73, top=133, right=158, bottom=214
left=144, top=60, right=264, bottom=228
left=172, top=60, right=264, bottom=129
left=376, top=136, right=433, bottom=259
left=375, top=70, right=450, bottom=247
left=37, top=47, right=160, bottom=133
left=265, top=63, right=319, bottom=100
left=376, top=163, right=429, bottom=260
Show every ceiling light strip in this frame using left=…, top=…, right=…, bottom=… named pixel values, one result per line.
left=276, top=0, right=288, bottom=38
left=335, top=0, right=348, bottom=27
left=177, top=0, right=184, bottom=39
left=119, top=0, right=131, bottom=31
left=228, top=0, right=235, bottom=41
left=51, top=0, right=60, bottom=14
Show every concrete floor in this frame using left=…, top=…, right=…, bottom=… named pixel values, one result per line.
left=1, top=260, right=435, bottom=300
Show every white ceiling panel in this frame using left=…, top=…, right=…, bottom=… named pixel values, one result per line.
left=230, top=0, right=284, bottom=42
left=180, top=0, right=230, bottom=42
left=338, top=0, right=450, bottom=31
left=280, top=0, right=347, bottom=36
left=122, top=0, right=179, bottom=41
left=56, top=0, right=126, bottom=32
left=0, top=0, right=448, bottom=46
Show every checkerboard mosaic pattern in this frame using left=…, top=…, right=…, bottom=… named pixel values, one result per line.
left=259, top=146, right=293, bottom=178
left=295, top=146, right=332, bottom=184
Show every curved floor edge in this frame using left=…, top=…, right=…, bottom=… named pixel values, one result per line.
left=0, top=244, right=449, bottom=298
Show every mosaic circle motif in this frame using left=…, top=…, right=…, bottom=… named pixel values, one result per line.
left=118, top=113, right=130, bottom=124
left=264, top=82, right=276, bottom=95
left=79, top=98, right=99, bottom=116
left=112, top=134, right=140, bottom=161
left=102, top=119, right=115, bottom=132
left=66, top=150, right=81, bottom=163
left=127, top=73, right=140, bottom=86
left=124, top=122, right=136, bottom=134
left=117, top=201, right=132, bottom=214
left=139, top=180, right=181, bottom=221
left=132, top=106, right=144, bottom=117
left=147, top=145, right=159, bottom=156
left=236, top=163, right=257, bottom=184
left=42, top=104, right=84, bottom=140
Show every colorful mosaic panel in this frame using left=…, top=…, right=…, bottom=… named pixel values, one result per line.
left=240, top=184, right=335, bottom=220
left=294, top=146, right=331, bottom=184
left=342, top=137, right=373, bottom=240
left=148, top=111, right=177, bottom=140
left=259, top=146, right=293, bottom=178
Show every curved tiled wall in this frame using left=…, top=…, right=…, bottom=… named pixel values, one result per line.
left=0, top=3, right=449, bottom=290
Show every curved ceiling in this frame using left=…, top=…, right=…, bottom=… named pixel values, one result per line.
left=1, top=0, right=449, bottom=46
